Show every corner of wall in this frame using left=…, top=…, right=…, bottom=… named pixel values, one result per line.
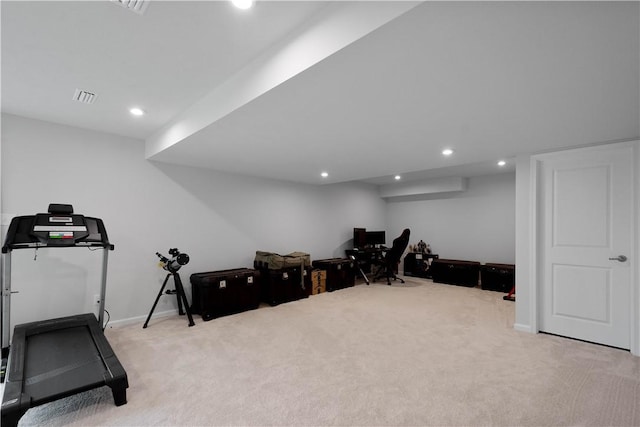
left=514, top=154, right=534, bottom=333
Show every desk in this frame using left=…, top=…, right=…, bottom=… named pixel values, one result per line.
left=346, top=248, right=384, bottom=272
left=404, top=252, right=439, bottom=278
left=345, top=248, right=384, bottom=284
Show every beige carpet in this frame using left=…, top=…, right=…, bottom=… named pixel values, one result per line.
left=9, top=278, right=640, bottom=426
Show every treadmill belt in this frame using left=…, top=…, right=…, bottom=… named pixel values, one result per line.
left=24, top=326, right=107, bottom=402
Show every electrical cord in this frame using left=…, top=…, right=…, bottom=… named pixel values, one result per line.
left=103, top=309, right=111, bottom=331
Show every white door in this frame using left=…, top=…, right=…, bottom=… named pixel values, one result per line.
left=539, top=144, right=633, bottom=349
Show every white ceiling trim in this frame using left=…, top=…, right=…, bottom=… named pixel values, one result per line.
left=379, top=176, right=468, bottom=199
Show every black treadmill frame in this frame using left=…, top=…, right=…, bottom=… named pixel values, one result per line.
left=1, top=212, right=128, bottom=427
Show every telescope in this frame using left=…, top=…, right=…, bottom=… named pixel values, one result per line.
left=156, top=248, right=189, bottom=273
left=145, top=248, right=194, bottom=328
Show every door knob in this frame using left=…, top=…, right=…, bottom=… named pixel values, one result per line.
left=608, top=255, right=628, bottom=262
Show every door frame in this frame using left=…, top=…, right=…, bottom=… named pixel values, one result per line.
left=528, top=140, right=639, bottom=355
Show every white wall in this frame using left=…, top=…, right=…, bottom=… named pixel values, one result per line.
left=1, top=114, right=386, bottom=325
left=3, top=117, right=638, bottom=354
left=1, top=113, right=519, bottom=330
left=385, top=173, right=516, bottom=264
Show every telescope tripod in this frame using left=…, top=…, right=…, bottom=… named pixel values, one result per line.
left=143, top=271, right=195, bottom=328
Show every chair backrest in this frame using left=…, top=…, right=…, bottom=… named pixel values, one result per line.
left=385, top=228, right=410, bottom=265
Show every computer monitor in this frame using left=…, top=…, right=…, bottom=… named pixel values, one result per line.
left=353, top=228, right=367, bottom=249
left=366, top=231, right=386, bottom=246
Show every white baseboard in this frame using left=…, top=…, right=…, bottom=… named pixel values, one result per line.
left=106, top=309, right=178, bottom=328
left=514, top=323, right=535, bottom=333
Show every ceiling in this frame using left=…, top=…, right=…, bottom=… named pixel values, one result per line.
left=2, top=1, right=639, bottom=185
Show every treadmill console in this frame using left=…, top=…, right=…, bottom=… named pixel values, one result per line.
left=31, top=213, right=90, bottom=246
left=2, top=204, right=112, bottom=252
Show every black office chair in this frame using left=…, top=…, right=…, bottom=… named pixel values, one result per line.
left=373, top=228, right=410, bottom=285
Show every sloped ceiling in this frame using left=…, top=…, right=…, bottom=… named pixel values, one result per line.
left=2, top=1, right=639, bottom=185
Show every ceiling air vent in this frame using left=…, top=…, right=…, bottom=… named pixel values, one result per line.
left=111, top=0, right=149, bottom=15
left=73, top=89, right=97, bottom=105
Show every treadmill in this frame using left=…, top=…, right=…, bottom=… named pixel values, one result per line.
left=1, top=204, right=128, bottom=427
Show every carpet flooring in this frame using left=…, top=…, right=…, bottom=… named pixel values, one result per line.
left=7, top=277, right=640, bottom=426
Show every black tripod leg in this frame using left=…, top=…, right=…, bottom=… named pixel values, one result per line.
left=358, top=265, right=370, bottom=285
left=143, top=274, right=171, bottom=328
left=173, top=274, right=185, bottom=316
left=173, top=273, right=195, bottom=327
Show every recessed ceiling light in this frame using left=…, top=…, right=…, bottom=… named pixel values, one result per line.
left=130, top=107, right=145, bottom=116
left=498, top=160, right=507, bottom=167
left=394, top=175, right=401, bottom=180
left=231, top=0, right=253, bottom=9
left=442, top=148, right=454, bottom=156
left=321, top=172, right=329, bottom=178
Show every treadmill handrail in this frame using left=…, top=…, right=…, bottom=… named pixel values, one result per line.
left=2, top=212, right=114, bottom=350
left=2, top=215, right=114, bottom=253
left=3, top=241, right=112, bottom=252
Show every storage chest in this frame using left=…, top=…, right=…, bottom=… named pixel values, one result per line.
left=430, top=259, right=480, bottom=287
left=481, top=263, right=515, bottom=292
left=190, top=268, right=260, bottom=321
left=312, top=258, right=355, bottom=291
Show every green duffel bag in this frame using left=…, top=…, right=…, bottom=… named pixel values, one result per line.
left=255, top=251, right=311, bottom=270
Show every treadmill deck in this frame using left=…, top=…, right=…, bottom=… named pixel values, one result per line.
left=1, top=314, right=128, bottom=427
